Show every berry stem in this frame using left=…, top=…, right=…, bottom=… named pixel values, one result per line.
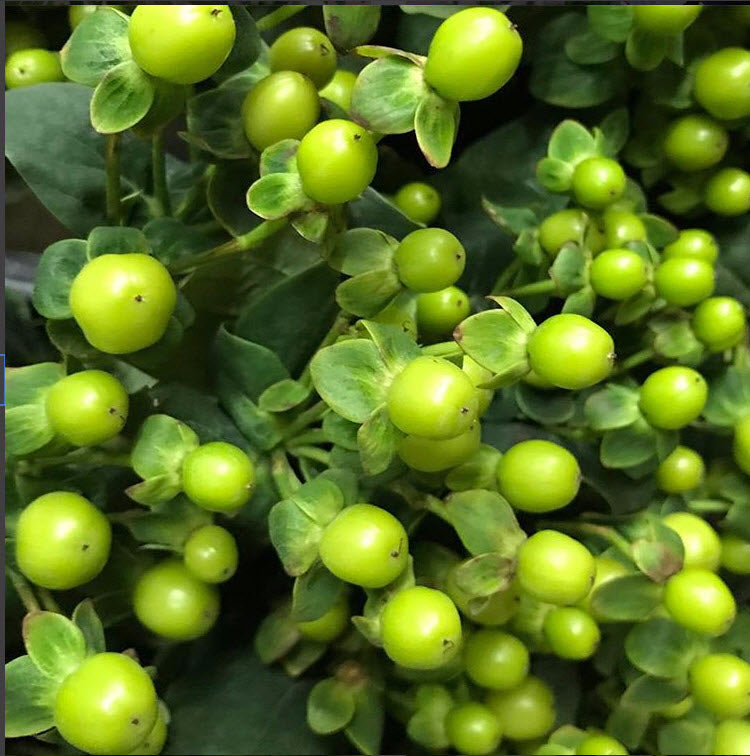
left=270, top=449, right=302, bottom=499
left=287, top=445, right=331, bottom=467
left=105, top=132, right=122, bottom=225
left=256, top=4, right=306, bottom=31
left=420, top=341, right=463, bottom=359
left=502, top=278, right=557, bottom=298
left=281, top=401, right=329, bottom=443
left=168, top=218, right=289, bottom=274
left=491, top=258, right=522, bottom=294
left=151, top=129, right=172, bottom=218
left=6, top=567, right=41, bottom=614
left=287, top=429, right=329, bottom=446
left=297, top=311, right=351, bottom=388
left=612, top=347, right=655, bottom=376
left=37, top=587, right=61, bottom=613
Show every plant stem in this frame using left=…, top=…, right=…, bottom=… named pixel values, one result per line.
left=256, top=4, right=305, bottom=31
left=491, top=258, right=522, bottom=294
left=288, top=429, right=329, bottom=446
left=152, top=130, right=172, bottom=217
left=19, top=449, right=132, bottom=474
left=687, top=499, right=730, bottom=515
left=38, top=588, right=61, bottom=613
left=270, top=449, right=302, bottom=499
left=7, top=568, right=41, bottom=613
left=105, top=132, right=122, bottom=225
left=281, top=401, right=329, bottom=443
left=503, top=278, right=557, bottom=298
left=288, top=445, right=331, bottom=466
left=612, top=348, right=655, bottom=376
left=298, top=311, right=350, bottom=387
left=168, top=218, right=288, bottom=274
left=176, top=165, right=213, bottom=221
left=421, top=341, right=463, bottom=359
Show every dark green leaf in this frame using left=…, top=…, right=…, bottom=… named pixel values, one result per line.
left=482, top=199, right=539, bottom=237
left=23, top=612, right=86, bottom=682
left=282, top=640, right=327, bottom=678
left=703, top=365, right=750, bottom=428
left=90, top=59, right=155, bottom=134
left=584, top=384, right=641, bottom=431
left=120, top=496, right=211, bottom=550
left=323, top=413, right=360, bottom=451
left=254, top=603, right=300, bottom=665
left=415, top=91, right=458, bottom=169
left=258, top=380, right=310, bottom=414
left=622, top=675, right=689, bottom=711
left=308, top=679, right=356, bottom=735
left=600, top=420, right=658, bottom=469
left=590, top=574, right=663, bottom=621
left=32, top=239, right=88, bottom=319
left=212, top=5, right=262, bottom=83
left=657, top=713, right=714, bottom=756
left=87, top=225, right=150, bottom=258
left=324, top=5, right=381, bottom=51
left=597, top=108, right=630, bottom=157
left=515, top=384, right=575, bottom=426
left=550, top=244, right=586, bottom=295
left=345, top=682, right=384, bottom=756
left=641, top=213, right=678, bottom=248
left=625, top=618, right=698, bottom=678
left=349, top=187, right=419, bottom=239
left=587, top=5, right=635, bottom=42
left=625, top=28, right=667, bottom=72
left=328, top=228, right=398, bottom=276
left=606, top=702, right=650, bottom=751
left=565, top=29, right=619, bottom=65
left=186, top=86, right=251, bottom=160
left=292, top=561, right=345, bottom=623
left=445, top=445, right=503, bottom=492
left=4, top=655, right=57, bottom=738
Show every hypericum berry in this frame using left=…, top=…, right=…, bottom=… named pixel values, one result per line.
left=663, top=568, right=736, bottom=636
left=602, top=209, right=646, bottom=248
left=633, top=4, right=701, bottom=35
left=268, top=27, right=337, bottom=89
left=734, top=415, right=750, bottom=475
left=126, top=706, right=167, bottom=756
left=662, top=229, right=719, bottom=264
left=416, top=286, right=470, bottom=340
left=464, top=629, right=529, bottom=690
left=693, top=47, right=750, bottom=121
left=496, top=439, right=580, bottom=513
left=639, top=366, right=708, bottom=430
left=394, top=228, right=466, bottom=293
left=662, top=114, right=729, bottom=172
left=318, top=503, right=408, bottom=588
left=4, top=20, right=44, bottom=58
left=656, top=446, right=706, bottom=494
left=705, top=168, right=750, bottom=217
left=654, top=257, right=715, bottom=307
left=183, top=525, right=239, bottom=583
left=527, top=314, right=615, bottom=390
left=712, top=719, right=750, bottom=756
left=398, top=421, right=481, bottom=473
left=538, top=208, right=588, bottom=255
left=663, top=511, right=721, bottom=571
left=485, top=676, right=556, bottom=742
left=462, top=356, right=494, bottom=416
left=576, top=733, right=629, bottom=755
left=4, top=48, right=63, bottom=88
left=689, top=653, right=750, bottom=719
left=692, top=297, right=747, bottom=352
left=571, top=157, right=626, bottom=209
left=394, top=182, right=442, bottom=225
left=380, top=586, right=462, bottom=669
left=387, top=356, right=479, bottom=439
left=543, top=606, right=601, bottom=660
left=423, top=7, right=522, bottom=102
left=720, top=533, right=750, bottom=575
left=318, top=69, right=357, bottom=112
left=589, top=248, right=649, bottom=301
left=445, top=702, right=503, bottom=756
left=296, top=597, right=350, bottom=642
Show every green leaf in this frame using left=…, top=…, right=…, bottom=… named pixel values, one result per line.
left=212, top=5, right=262, bottom=83
left=32, top=239, right=88, bottom=319
left=626, top=28, right=667, bottom=71
left=451, top=552, right=514, bottom=597
left=482, top=199, right=540, bottom=237
left=415, top=91, right=458, bottom=169
left=606, top=702, right=650, bottom=751
left=562, top=286, right=596, bottom=317
left=550, top=244, right=587, bottom=295
left=292, top=561, right=345, bottom=623
left=657, top=712, right=714, bottom=756
left=590, top=574, right=663, bottom=622
left=143, top=217, right=213, bottom=266
left=615, top=287, right=657, bottom=326
left=282, top=640, right=327, bottom=679
left=165, top=645, right=332, bottom=756
left=703, top=365, right=750, bottom=427
left=565, top=29, right=619, bottom=65
left=454, top=309, right=530, bottom=384
left=488, top=296, right=539, bottom=335
left=345, top=682, right=384, bottom=756
left=516, top=384, right=575, bottom=426
left=439, top=489, right=526, bottom=559
left=4, top=655, right=57, bottom=738
left=622, top=675, right=689, bottom=711
left=269, top=499, right=323, bottom=577
left=186, top=86, right=250, bottom=160
left=324, top=5, right=381, bottom=51
left=120, top=496, right=212, bottom=551
left=323, top=413, right=360, bottom=451
left=351, top=56, right=427, bottom=134
left=87, top=225, right=150, bottom=258
left=445, top=445, right=503, bottom=493
left=292, top=209, right=330, bottom=244
left=600, top=420, right=658, bottom=469
left=23, top=612, right=87, bottom=682
left=311, top=340, right=390, bottom=424
left=307, top=678, right=356, bottom=735
left=641, top=213, right=678, bottom=248
left=596, top=108, right=630, bottom=157
left=246, top=173, right=311, bottom=220
left=336, top=269, right=402, bottom=318
left=130, top=414, right=200, bottom=480
left=358, top=406, right=401, bottom=476
left=260, top=139, right=299, bottom=176
left=290, top=477, right=346, bottom=527
left=587, top=4, right=635, bottom=42
left=258, top=380, right=310, bottom=414
left=90, top=59, right=155, bottom=134
left=328, top=228, right=398, bottom=276
left=72, top=600, right=106, bottom=656
left=584, top=384, right=641, bottom=431
left=5, top=405, right=55, bottom=460
left=406, top=685, right=453, bottom=751
left=126, top=472, right=183, bottom=508
left=631, top=515, right=684, bottom=582
left=5, top=362, right=64, bottom=410
left=349, top=187, right=420, bottom=239
left=536, top=158, right=574, bottom=193
left=254, top=604, right=300, bottom=665
left=60, top=7, right=131, bottom=86
left=359, top=320, right=421, bottom=374
left=625, top=618, right=698, bottom=678
left=547, top=120, right=597, bottom=164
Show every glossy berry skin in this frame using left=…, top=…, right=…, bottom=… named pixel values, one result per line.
left=319, top=504, right=408, bottom=588
left=656, top=447, right=706, bottom=494
left=4, top=21, right=45, bottom=59
left=16, top=492, right=111, bottom=590
left=571, top=157, right=626, bottom=209
left=54, top=653, right=158, bottom=756
left=516, top=530, right=595, bottom=605
left=296, top=597, right=350, bottom=642
left=496, top=439, right=580, bottom=514
left=463, top=356, right=494, bottom=416
left=69, top=253, right=177, bottom=354
left=380, top=586, right=462, bottom=669
left=639, top=366, right=708, bottom=430
left=713, top=719, right=750, bottom=756
left=633, top=4, right=701, bottom=35
left=735, top=415, right=750, bottom=474
left=693, top=297, right=747, bottom=352
left=576, top=734, right=628, bottom=755
left=296, top=119, right=377, bottom=205
left=129, top=5, right=236, bottom=85
left=416, top=286, right=470, bottom=340
left=663, top=115, right=728, bottom=172
left=527, top=314, right=615, bottom=391
left=602, top=209, right=646, bottom=248
left=589, top=248, right=648, bottom=301
left=663, top=229, right=719, bottom=264
left=663, top=512, right=721, bottom=571
left=268, top=27, right=337, bottom=89
left=183, top=525, right=238, bottom=584
left=654, top=257, right=715, bottom=307
left=579, top=555, right=630, bottom=617
left=424, top=7, right=522, bottom=102
left=689, top=654, right=750, bottom=719
left=398, top=421, right=481, bottom=473
left=181, top=442, right=255, bottom=513
left=69, top=5, right=124, bottom=30
left=464, top=629, right=529, bottom=690
left=543, top=607, right=601, bottom=660
left=663, top=568, right=736, bottom=636
left=394, top=228, right=466, bottom=293
left=318, top=69, right=357, bottom=112
left=705, top=168, right=750, bottom=217
left=5, top=49, right=63, bottom=88
left=485, top=676, right=556, bottom=741
left=126, top=707, right=167, bottom=755
left=394, top=182, right=442, bottom=225
left=445, top=702, right=503, bottom=756
left=694, top=48, right=750, bottom=121
left=538, top=209, right=588, bottom=255
left=446, top=569, right=520, bottom=626
left=134, top=559, right=220, bottom=641
left=387, top=356, right=479, bottom=439
left=241, top=71, right=319, bottom=151
left=721, top=533, right=750, bottom=574
left=45, top=370, right=128, bottom=447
